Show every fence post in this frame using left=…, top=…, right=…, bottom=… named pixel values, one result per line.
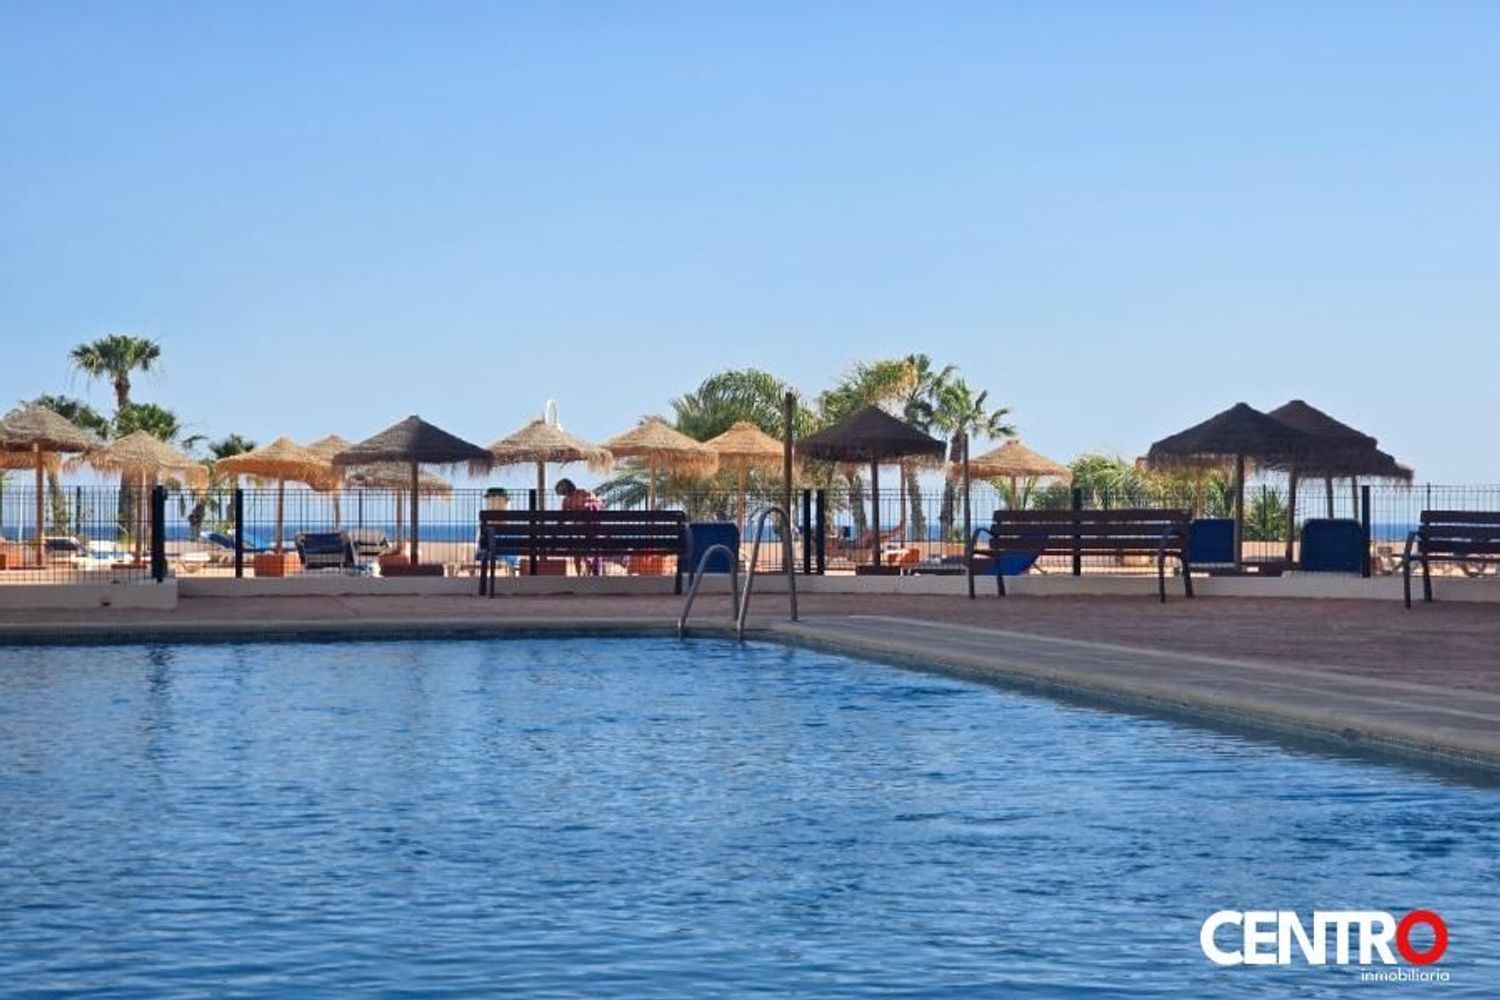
left=233, top=488, right=245, bottom=579
left=1360, top=485, right=1372, bottom=579
left=150, top=485, right=167, bottom=582
left=815, top=489, right=826, bottom=575
left=1071, top=487, right=1083, bottom=576
left=801, top=489, right=812, bottom=575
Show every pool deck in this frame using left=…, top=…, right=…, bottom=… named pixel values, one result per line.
left=2, top=594, right=1498, bottom=773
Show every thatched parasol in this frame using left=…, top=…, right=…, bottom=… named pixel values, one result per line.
left=603, top=418, right=718, bottom=509
left=705, top=421, right=784, bottom=528
left=488, top=417, right=612, bottom=510
left=1265, top=400, right=1412, bottom=560
left=0, top=405, right=106, bottom=565
left=305, top=435, right=354, bottom=526
left=1147, top=403, right=1310, bottom=568
left=216, top=437, right=338, bottom=552
left=800, top=407, right=947, bottom=567
left=332, top=415, right=492, bottom=563
left=963, top=439, right=1070, bottom=510
left=80, top=431, right=208, bottom=561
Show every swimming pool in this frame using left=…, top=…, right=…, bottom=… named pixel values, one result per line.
left=1, top=637, right=1496, bottom=996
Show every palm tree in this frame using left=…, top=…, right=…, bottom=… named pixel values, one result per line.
left=70, top=335, right=163, bottom=533
left=184, top=434, right=257, bottom=536
left=69, top=335, right=162, bottom=412
left=931, top=379, right=1015, bottom=539
left=894, top=354, right=955, bottom=540
left=114, top=402, right=184, bottom=441
left=671, top=368, right=806, bottom=440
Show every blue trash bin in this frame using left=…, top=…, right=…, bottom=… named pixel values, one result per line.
left=1188, top=518, right=1235, bottom=564
left=686, top=522, right=740, bottom=575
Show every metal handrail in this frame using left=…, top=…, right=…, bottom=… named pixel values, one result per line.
left=676, top=543, right=740, bottom=638
left=735, top=505, right=799, bottom=639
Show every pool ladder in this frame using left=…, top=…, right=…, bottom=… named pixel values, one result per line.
left=678, top=505, right=799, bottom=639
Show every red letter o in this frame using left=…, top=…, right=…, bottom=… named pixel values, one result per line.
left=1396, top=910, right=1448, bottom=965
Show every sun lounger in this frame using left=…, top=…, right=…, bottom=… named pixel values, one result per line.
left=294, top=531, right=375, bottom=575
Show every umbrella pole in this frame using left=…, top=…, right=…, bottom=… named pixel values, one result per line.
left=536, top=461, right=546, bottom=511
left=34, top=445, right=44, bottom=567
left=1009, top=476, right=1019, bottom=510
left=275, top=478, right=286, bottom=553
left=410, top=462, right=420, bottom=564
left=135, top=471, right=147, bottom=563
left=870, top=460, right=881, bottom=568
left=737, top=464, right=748, bottom=537
left=1325, top=477, right=1334, bottom=518
left=648, top=464, right=657, bottom=511
left=1285, top=469, right=1299, bottom=564
left=1233, top=454, right=1246, bottom=570
left=962, top=432, right=972, bottom=556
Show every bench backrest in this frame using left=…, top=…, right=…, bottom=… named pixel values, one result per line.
left=479, top=509, right=687, bottom=555
left=989, top=508, right=1191, bottom=555
left=1417, top=510, right=1500, bottom=558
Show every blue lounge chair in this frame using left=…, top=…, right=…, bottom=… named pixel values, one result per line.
left=203, top=530, right=275, bottom=555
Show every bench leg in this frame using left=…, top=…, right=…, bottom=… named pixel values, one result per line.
left=1422, top=556, right=1433, bottom=603
left=1157, top=553, right=1167, bottom=603
left=996, top=567, right=1006, bottom=597
left=1403, top=560, right=1412, bottom=609
left=1181, top=559, right=1194, bottom=598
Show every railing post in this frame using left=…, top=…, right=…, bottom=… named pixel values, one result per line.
left=1071, top=487, right=1083, bottom=577
left=150, top=485, right=167, bottom=582
left=233, top=488, right=245, bottom=578
left=815, top=489, right=826, bottom=575
left=1360, top=485, right=1372, bottom=579
left=801, top=489, right=812, bottom=575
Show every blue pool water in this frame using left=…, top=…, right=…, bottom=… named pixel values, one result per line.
left=0, top=637, right=1496, bottom=997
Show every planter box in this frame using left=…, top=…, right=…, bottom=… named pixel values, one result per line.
left=252, top=552, right=300, bottom=578
left=518, top=557, right=568, bottom=577
left=380, top=562, right=445, bottom=577
left=626, top=554, right=676, bottom=576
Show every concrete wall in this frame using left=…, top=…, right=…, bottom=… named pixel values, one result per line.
left=0, top=579, right=177, bottom=610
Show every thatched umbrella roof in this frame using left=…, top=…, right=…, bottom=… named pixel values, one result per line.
left=705, top=421, right=784, bottom=464
left=332, top=415, right=492, bottom=474
left=604, top=419, right=719, bottom=474
left=306, top=434, right=354, bottom=462
left=966, top=440, right=1070, bottom=480
left=1265, top=401, right=1411, bottom=480
left=799, top=407, right=946, bottom=464
left=344, top=463, right=453, bottom=495
left=488, top=419, right=612, bottom=470
left=1146, top=403, right=1309, bottom=467
left=604, top=419, right=719, bottom=508
left=0, top=406, right=107, bottom=564
left=0, top=404, right=106, bottom=454
left=217, top=437, right=338, bottom=488
left=81, top=431, right=207, bottom=487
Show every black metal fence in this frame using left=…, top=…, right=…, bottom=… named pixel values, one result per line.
left=5, top=480, right=1499, bottom=584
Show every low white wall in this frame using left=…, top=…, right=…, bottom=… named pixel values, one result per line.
left=0, top=579, right=177, bottom=610
left=173, top=571, right=1500, bottom=603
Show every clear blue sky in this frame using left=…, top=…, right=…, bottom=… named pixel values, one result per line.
left=3, top=2, right=1496, bottom=482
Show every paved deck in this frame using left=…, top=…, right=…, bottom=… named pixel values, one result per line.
left=1, top=594, right=1497, bottom=773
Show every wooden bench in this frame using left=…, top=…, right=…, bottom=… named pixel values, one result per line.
left=968, top=508, right=1193, bottom=602
left=1403, top=510, right=1500, bottom=607
left=478, top=509, right=689, bottom=596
